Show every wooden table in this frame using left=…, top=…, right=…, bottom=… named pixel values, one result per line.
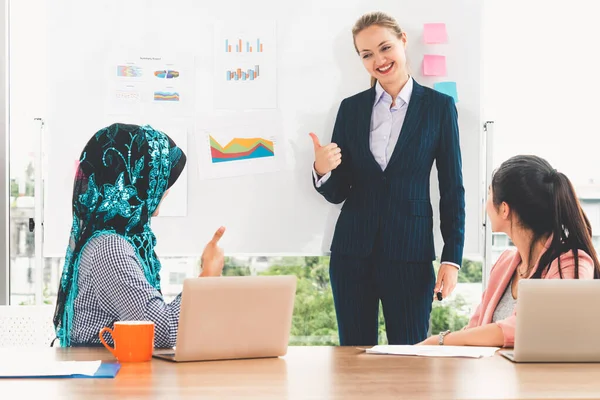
left=1, top=346, right=600, bottom=399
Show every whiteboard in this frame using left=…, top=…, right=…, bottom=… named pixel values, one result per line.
left=12, top=0, right=482, bottom=257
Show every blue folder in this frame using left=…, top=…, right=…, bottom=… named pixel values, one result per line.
left=72, top=362, right=121, bottom=378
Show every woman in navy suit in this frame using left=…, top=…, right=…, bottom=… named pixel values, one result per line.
left=310, top=11, right=465, bottom=346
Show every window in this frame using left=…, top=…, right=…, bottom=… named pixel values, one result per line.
left=9, top=163, right=37, bottom=305
left=219, top=255, right=482, bottom=344
left=8, top=0, right=45, bottom=305
left=430, top=258, right=482, bottom=335
left=37, top=254, right=481, bottom=344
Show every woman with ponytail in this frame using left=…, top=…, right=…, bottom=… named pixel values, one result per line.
left=418, top=155, right=600, bottom=347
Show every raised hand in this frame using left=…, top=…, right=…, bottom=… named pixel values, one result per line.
left=199, top=226, right=226, bottom=277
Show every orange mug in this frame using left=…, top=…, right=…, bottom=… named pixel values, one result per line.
left=99, top=321, right=155, bottom=362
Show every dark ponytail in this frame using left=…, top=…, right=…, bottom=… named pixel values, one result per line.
left=534, top=171, right=600, bottom=279
left=491, top=155, right=600, bottom=279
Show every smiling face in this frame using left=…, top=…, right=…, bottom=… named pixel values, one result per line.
left=354, top=24, right=408, bottom=87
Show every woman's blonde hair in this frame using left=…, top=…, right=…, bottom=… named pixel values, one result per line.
left=352, top=11, right=404, bottom=87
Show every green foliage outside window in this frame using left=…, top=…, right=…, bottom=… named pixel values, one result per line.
left=222, top=256, right=481, bottom=345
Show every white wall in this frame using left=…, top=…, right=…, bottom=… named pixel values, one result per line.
left=483, top=0, right=600, bottom=183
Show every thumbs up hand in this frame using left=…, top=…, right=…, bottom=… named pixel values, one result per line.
left=309, top=132, right=342, bottom=176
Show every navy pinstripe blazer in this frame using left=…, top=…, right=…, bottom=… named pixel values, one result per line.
left=315, top=80, right=465, bottom=264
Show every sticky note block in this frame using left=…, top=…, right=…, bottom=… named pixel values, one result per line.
left=74, top=160, right=82, bottom=178
left=433, top=81, right=458, bottom=103
left=424, top=23, right=448, bottom=44
left=423, top=55, right=447, bottom=76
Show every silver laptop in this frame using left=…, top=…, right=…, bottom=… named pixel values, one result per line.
left=500, top=279, right=600, bottom=363
left=153, top=275, right=297, bottom=362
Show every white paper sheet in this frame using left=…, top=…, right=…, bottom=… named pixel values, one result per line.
left=213, top=21, right=277, bottom=110
left=0, top=360, right=102, bottom=377
left=365, top=345, right=499, bottom=359
left=196, top=111, right=285, bottom=180
left=152, top=126, right=188, bottom=217
left=107, top=54, right=194, bottom=117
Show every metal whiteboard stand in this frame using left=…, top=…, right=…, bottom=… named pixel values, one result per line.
left=482, top=121, right=494, bottom=289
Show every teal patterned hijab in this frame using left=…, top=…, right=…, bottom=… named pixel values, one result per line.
left=53, top=123, right=186, bottom=347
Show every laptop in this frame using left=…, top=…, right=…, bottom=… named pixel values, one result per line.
left=153, top=275, right=297, bottom=362
left=499, top=279, right=600, bottom=363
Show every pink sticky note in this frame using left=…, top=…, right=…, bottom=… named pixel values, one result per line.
left=74, top=160, right=81, bottom=178
left=424, top=23, right=448, bottom=44
left=423, top=55, right=447, bottom=76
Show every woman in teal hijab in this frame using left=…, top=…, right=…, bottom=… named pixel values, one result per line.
left=53, top=123, right=225, bottom=347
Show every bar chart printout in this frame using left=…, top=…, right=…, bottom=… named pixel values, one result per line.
left=214, top=21, right=277, bottom=109
left=226, top=65, right=260, bottom=81
left=225, top=38, right=264, bottom=53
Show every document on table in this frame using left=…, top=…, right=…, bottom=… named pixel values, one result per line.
left=365, top=345, right=499, bottom=358
left=0, top=360, right=102, bottom=377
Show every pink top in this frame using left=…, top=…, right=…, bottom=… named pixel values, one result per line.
left=466, top=239, right=595, bottom=347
